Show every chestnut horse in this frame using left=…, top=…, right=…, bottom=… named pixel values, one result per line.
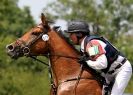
left=6, top=13, right=102, bottom=95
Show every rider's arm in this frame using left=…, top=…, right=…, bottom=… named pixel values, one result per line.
left=85, top=39, right=108, bottom=70
left=86, top=54, right=107, bottom=70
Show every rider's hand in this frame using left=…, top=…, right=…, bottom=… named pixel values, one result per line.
left=78, top=55, right=89, bottom=64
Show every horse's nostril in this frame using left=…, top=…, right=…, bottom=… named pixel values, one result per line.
left=6, top=44, right=14, bottom=51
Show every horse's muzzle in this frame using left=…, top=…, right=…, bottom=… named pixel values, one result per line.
left=6, top=44, right=23, bottom=59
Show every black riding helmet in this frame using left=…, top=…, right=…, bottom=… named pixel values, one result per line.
left=67, top=21, right=90, bottom=35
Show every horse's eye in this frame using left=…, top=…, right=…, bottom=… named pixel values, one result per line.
left=31, top=32, right=41, bottom=35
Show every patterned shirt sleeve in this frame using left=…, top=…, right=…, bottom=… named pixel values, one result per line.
left=85, top=39, right=106, bottom=61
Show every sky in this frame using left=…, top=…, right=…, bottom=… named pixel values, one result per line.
left=18, top=0, right=67, bottom=30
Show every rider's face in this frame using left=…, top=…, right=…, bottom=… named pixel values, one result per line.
left=69, top=33, right=79, bottom=45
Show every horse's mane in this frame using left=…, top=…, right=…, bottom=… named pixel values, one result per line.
left=53, top=26, right=80, bottom=54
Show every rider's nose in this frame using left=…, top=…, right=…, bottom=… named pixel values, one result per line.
left=6, top=44, right=14, bottom=51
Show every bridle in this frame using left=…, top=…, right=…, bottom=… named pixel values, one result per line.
left=14, top=25, right=95, bottom=95
left=14, top=24, right=80, bottom=58
left=14, top=26, right=47, bottom=56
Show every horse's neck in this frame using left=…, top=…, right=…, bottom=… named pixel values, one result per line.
left=48, top=31, right=92, bottom=84
left=48, top=31, right=79, bottom=57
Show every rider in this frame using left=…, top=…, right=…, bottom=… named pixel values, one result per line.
left=66, top=20, right=132, bottom=95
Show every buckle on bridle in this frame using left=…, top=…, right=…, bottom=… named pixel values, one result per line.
left=23, top=47, right=30, bottom=56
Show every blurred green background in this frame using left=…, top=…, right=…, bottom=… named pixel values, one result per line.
left=0, top=0, right=133, bottom=95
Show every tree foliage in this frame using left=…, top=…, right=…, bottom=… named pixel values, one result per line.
left=45, top=0, right=133, bottom=39
left=0, top=0, right=50, bottom=95
left=0, top=0, right=35, bottom=37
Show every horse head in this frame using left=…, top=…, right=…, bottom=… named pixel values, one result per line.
left=6, top=13, right=54, bottom=59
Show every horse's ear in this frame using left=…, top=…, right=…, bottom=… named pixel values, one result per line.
left=41, top=13, right=48, bottom=25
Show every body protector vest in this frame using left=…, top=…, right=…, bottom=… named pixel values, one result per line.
left=83, top=36, right=121, bottom=73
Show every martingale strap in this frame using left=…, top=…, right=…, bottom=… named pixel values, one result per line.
left=62, top=77, right=95, bottom=83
